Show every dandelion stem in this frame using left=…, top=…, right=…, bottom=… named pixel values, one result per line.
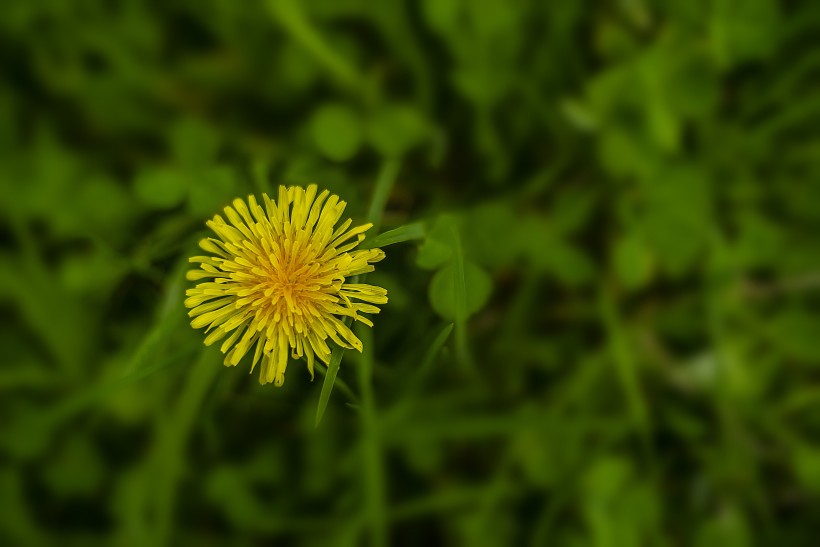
left=314, top=159, right=400, bottom=427
left=357, top=326, right=388, bottom=547
left=355, top=157, right=399, bottom=545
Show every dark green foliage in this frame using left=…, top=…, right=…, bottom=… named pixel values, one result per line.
left=1, top=0, right=819, bottom=545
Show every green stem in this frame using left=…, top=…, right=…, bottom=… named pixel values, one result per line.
left=353, top=157, right=399, bottom=545
left=314, top=158, right=401, bottom=427
left=265, top=0, right=362, bottom=92
left=357, top=326, right=388, bottom=547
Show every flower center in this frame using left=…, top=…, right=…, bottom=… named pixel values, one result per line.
left=259, top=258, right=322, bottom=319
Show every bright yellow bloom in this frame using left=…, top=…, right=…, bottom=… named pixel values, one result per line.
left=185, top=185, right=387, bottom=386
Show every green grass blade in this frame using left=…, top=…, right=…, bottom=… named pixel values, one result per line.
left=315, top=158, right=401, bottom=427
left=153, top=347, right=222, bottom=546
left=418, top=323, right=454, bottom=382
left=395, top=323, right=453, bottom=403
left=127, top=252, right=194, bottom=375
left=44, top=345, right=199, bottom=427
left=389, top=484, right=513, bottom=522
left=599, top=286, right=650, bottom=437
left=451, top=226, right=475, bottom=373
left=265, top=0, right=361, bottom=90
left=367, top=159, right=401, bottom=230
left=314, top=360, right=360, bottom=406
left=314, top=342, right=347, bottom=428
left=360, top=221, right=426, bottom=250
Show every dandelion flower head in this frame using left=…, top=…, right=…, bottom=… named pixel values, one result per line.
left=185, top=185, right=388, bottom=386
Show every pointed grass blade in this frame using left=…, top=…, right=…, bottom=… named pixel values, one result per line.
left=314, top=360, right=359, bottom=406
left=399, top=323, right=453, bottom=401
left=367, top=158, right=401, bottom=230
left=315, top=344, right=346, bottom=427
left=360, top=221, right=426, bottom=250
left=451, top=226, right=475, bottom=373
left=419, top=323, right=454, bottom=379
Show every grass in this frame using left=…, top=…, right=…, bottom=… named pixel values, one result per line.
left=2, top=1, right=820, bottom=545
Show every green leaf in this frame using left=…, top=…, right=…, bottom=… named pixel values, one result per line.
left=416, top=215, right=460, bottom=270
left=367, top=103, right=429, bottom=157
left=188, top=166, right=237, bottom=215
left=597, top=128, right=658, bottom=180
left=170, top=117, right=220, bottom=168
left=77, top=175, right=133, bottom=232
left=710, top=0, right=780, bottom=69
left=530, top=237, right=596, bottom=287
left=695, top=505, right=751, bottom=547
left=417, top=237, right=453, bottom=270
left=768, top=308, right=820, bottom=362
left=429, top=259, right=492, bottom=321
left=639, top=164, right=713, bottom=277
left=792, top=444, right=820, bottom=495
left=613, top=234, right=654, bottom=290
left=134, top=167, right=188, bottom=209
left=310, top=103, right=363, bottom=162
left=548, top=186, right=599, bottom=236
left=452, top=65, right=511, bottom=108
left=582, top=457, right=632, bottom=502
left=463, top=202, right=522, bottom=267
left=421, top=0, right=460, bottom=32
left=42, top=438, right=105, bottom=497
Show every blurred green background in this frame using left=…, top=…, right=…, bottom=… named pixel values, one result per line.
left=2, top=0, right=820, bottom=545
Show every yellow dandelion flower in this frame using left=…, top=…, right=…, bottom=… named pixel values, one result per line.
left=185, top=184, right=388, bottom=387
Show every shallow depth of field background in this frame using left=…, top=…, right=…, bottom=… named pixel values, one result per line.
left=2, top=1, right=820, bottom=546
